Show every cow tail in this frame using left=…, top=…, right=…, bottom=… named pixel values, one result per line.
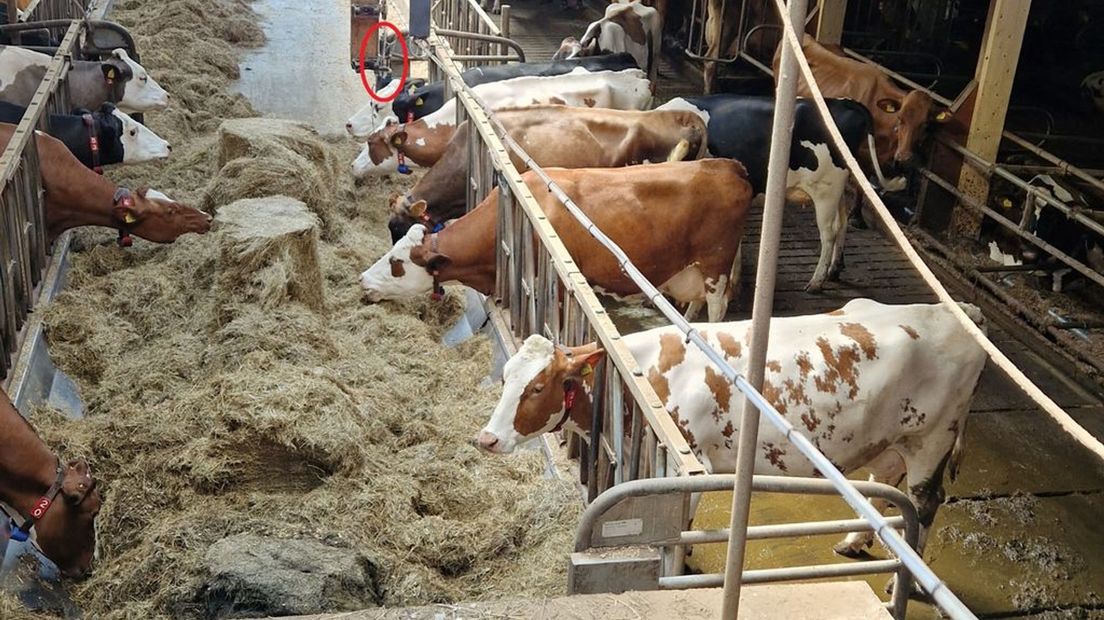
left=666, top=139, right=691, bottom=162
left=949, top=415, right=968, bottom=483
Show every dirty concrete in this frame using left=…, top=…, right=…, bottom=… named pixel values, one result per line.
left=233, top=0, right=370, bottom=135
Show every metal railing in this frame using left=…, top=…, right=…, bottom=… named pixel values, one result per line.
left=431, top=0, right=520, bottom=67
left=573, top=474, right=919, bottom=618
left=15, top=0, right=87, bottom=22
left=0, top=19, right=82, bottom=379
left=426, top=38, right=707, bottom=504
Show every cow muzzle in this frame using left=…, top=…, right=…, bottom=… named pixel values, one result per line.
left=475, top=430, right=501, bottom=453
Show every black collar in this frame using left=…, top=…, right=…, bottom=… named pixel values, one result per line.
left=81, top=114, right=104, bottom=175
left=4, top=459, right=65, bottom=543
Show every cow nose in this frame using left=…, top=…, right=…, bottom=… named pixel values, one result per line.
left=167, top=144, right=173, bottom=152
left=345, top=122, right=354, bottom=133
left=477, top=431, right=499, bottom=451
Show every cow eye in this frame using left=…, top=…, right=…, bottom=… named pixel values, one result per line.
left=129, top=129, right=136, bottom=136
left=532, top=384, right=544, bottom=393
left=140, top=76, right=148, bottom=82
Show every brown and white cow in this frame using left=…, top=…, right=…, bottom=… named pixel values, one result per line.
left=553, top=1, right=663, bottom=85
left=0, top=124, right=211, bottom=243
left=776, top=34, right=951, bottom=176
left=478, top=298, right=988, bottom=559
left=1, top=388, right=101, bottom=579
left=361, top=159, right=752, bottom=322
left=387, top=105, right=707, bottom=242
left=352, top=68, right=653, bottom=177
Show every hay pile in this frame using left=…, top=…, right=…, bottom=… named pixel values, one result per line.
left=26, top=0, right=581, bottom=617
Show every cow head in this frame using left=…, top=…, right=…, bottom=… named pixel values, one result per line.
left=359, top=224, right=443, bottom=302
left=1081, top=71, right=1104, bottom=115
left=115, top=188, right=212, bottom=243
left=111, top=49, right=170, bottom=113
left=875, top=90, right=950, bottom=168
left=552, top=36, right=596, bottom=61
left=386, top=195, right=427, bottom=244
left=33, top=459, right=102, bottom=579
left=477, top=335, right=605, bottom=454
left=353, top=117, right=406, bottom=177
left=95, top=103, right=171, bottom=164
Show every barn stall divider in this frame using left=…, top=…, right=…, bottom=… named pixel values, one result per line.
left=403, top=0, right=975, bottom=617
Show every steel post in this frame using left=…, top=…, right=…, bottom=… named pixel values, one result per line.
left=720, top=1, right=807, bottom=617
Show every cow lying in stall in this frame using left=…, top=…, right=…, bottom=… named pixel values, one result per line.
left=353, top=68, right=653, bottom=177
left=0, top=46, right=169, bottom=113
left=0, top=101, right=170, bottom=169
left=477, top=298, right=988, bottom=561
left=779, top=34, right=951, bottom=181
left=990, top=174, right=1104, bottom=293
left=552, top=1, right=662, bottom=85
left=386, top=105, right=707, bottom=242
left=348, top=53, right=640, bottom=136
left=0, top=124, right=210, bottom=244
left=657, top=94, right=875, bottom=292
left=0, top=387, right=101, bottom=579
left=361, top=159, right=752, bottom=322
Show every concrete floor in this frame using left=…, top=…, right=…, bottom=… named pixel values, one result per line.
left=233, top=0, right=371, bottom=136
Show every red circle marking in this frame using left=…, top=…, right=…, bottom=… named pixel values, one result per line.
left=359, top=21, right=410, bottom=104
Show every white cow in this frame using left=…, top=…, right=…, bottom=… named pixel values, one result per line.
left=477, top=299, right=988, bottom=560
left=352, top=67, right=653, bottom=177
left=552, top=1, right=661, bottom=84
left=1082, top=71, right=1104, bottom=115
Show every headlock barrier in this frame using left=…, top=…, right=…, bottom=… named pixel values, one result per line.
left=406, top=0, right=1103, bottom=616
left=0, top=18, right=82, bottom=379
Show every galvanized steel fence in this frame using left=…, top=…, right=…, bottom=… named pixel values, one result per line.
left=0, top=19, right=82, bottom=378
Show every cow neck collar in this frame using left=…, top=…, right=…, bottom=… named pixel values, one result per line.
left=428, top=232, right=445, bottom=301
left=112, top=187, right=136, bottom=247
left=1, top=459, right=64, bottom=544
left=80, top=114, right=104, bottom=175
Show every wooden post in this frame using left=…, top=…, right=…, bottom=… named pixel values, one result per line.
left=815, top=0, right=847, bottom=45
left=951, top=0, right=1031, bottom=237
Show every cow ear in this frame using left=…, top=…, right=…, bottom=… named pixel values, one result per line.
left=391, top=131, right=408, bottom=147
left=408, top=200, right=427, bottom=218
left=61, top=460, right=93, bottom=506
left=932, top=109, right=953, bottom=123
left=876, top=98, right=900, bottom=113
left=102, top=64, right=118, bottom=82
left=568, top=347, right=605, bottom=379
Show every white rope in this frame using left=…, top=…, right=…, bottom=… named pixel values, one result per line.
left=771, top=0, right=1104, bottom=461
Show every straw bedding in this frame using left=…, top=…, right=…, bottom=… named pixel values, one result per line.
left=25, top=0, right=580, bottom=617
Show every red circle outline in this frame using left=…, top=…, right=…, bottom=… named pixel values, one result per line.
left=359, top=21, right=410, bottom=104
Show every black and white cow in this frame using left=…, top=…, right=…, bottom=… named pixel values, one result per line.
left=0, top=101, right=171, bottom=169
left=657, top=94, right=875, bottom=292
left=346, top=53, right=640, bottom=137
left=992, top=175, right=1104, bottom=292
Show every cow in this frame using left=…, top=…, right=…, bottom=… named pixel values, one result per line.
left=360, top=159, right=752, bottom=322
left=992, top=175, right=1104, bottom=293
left=1082, top=71, right=1104, bottom=115
left=0, top=388, right=101, bottom=579
left=477, top=298, right=988, bottom=564
left=0, top=101, right=171, bottom=169
left=778, top=34, right=952, bottom=175
left=0, top=46, right=169, bottom=113
left=387, top=105, right=707, bottom=242
left=552, top=1, right=662, bottom=85
left=0, top=124, right=210, bottom=244
left=352, top=68, right=653, bottom=177
left=346, top=54, right=640, bottom=137
left=657, top=94, right=875, bottom=292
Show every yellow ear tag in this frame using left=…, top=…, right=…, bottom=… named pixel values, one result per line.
left=391, top=135, right=403, bottom=146
left=415, top=97, right=424, bottom=107
left=107, top=68, right=116, bottom=80
left=936, top=111, right=951, bottom=122
left=123, top=213, right=137, bottom=224
left=1001, top=197, right=1013, bottom=209
left=581, top=364, right=593, bottom=377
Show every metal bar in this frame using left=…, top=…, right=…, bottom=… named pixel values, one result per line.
left=680, top=515, right=908, bottom=544
left=722, top=1, right=807, bottom=617
left=660, top=559, right=903, bottom=589
left=918, top=168, right=1104, bottom=288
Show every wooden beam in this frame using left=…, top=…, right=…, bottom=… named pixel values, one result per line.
left=952, top=0, right=1032, bottom=237
left=815, top=0, right=847, bottom=45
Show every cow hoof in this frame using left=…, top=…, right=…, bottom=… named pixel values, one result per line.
left=832, top=541, right=868, bottom=559
left=804, top=282, right=823, bottom=294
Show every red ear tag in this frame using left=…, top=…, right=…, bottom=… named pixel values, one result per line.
left=121, top=196, right=134, bottom=208
left=118, top=233, right=133, bottom=248
left=563, top=384, right=577, bottom=411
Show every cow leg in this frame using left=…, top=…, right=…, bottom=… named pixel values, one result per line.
left=704, top=274, right=729, bottom=322
left=833, top=450, right=906, bottom=558
left=827, top=199, right=850, bottom=281
left=684, top=300, right=704, bottom=321
left=805, top=170, right=850, bottom=292
left=703, top=0, right=724, bottom=93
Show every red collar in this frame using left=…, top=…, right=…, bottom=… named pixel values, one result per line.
left=82, top=114, right=103, bottom=175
